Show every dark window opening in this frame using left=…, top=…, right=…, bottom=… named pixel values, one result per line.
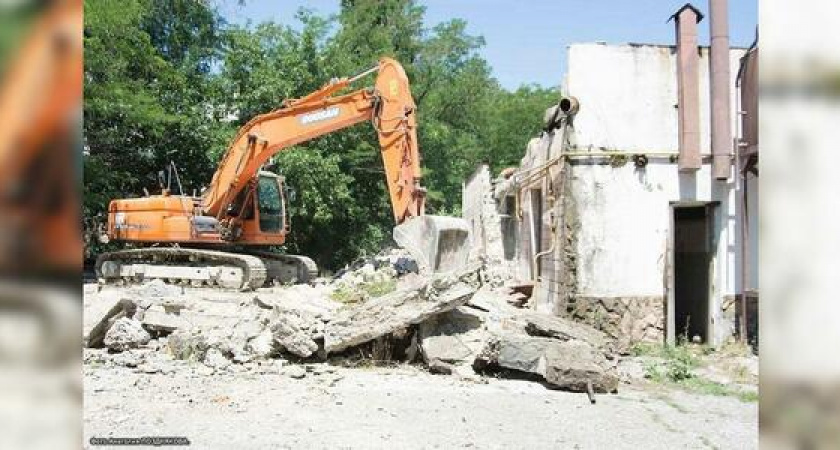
left=501, top=195, right=517, bottom=260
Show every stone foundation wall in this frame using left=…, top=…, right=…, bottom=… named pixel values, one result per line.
left=562, top=296, right=665, bottom=349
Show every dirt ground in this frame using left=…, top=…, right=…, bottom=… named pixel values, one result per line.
left=84, top=359, right=757, bottom=449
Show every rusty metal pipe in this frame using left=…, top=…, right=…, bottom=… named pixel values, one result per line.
left=672, top=4, right=703, bottom=172
left=710, top=0, right=732, bottom=180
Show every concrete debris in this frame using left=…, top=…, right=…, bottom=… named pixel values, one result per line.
left=542, top=340, right=619, bottom=393
left=245, top=329, right=276, bottom=359
left=282, top=365, right=307, bottom=379
left=335, top=248, right=419, bottom=278
left=110, top=349, right=144, bottom=368
left=324, top=269, right=479, bottom=354
left=141, top=305, right=241, bottom=333
left=521, top=312, right=610, bottom=351
left=86, top=297, right=140, bottom=348
left=256, top=284, right=338, bottom=318
left=307, top=363, right=335, bottom=375
left=418, top=306, right=488, bottom=368
left=203, top=347, right=231, bottom=370
left=475, top=333, right=618, bottom=393
left=103, top=317, right=151, bottom=351
left=167, top=329, right=207, bottom=360
left=427, top=358, right=456, bottom=375
left=130, top=278, right=184, bottom=298
left=500, top=283, right=533, bottom=308
left=392, top=215, right=471, bottom=274
left=84, top=254, right=620, bottom=395
left=268, top=308, right=320, bottom=358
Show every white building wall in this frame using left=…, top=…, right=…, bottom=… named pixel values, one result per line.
left=564, top=43, right=746, bottom=346
left=566, top=43, right=745, bottom=154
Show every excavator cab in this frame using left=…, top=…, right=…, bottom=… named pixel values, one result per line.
left=256, top=172, right=286, bottom=233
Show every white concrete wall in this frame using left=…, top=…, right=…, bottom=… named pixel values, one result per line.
left=462, top=165, right=492, bottom=262
left=564, top=43, right=747, bottom=346
left=566, top=43, right=745, bottom=153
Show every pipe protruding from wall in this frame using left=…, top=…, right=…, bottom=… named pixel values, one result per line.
left=670, top=3, right=703, bottom=173
left=543, top=96, right=579, bottom=130
left=709, top=0, right=732, bottom=180
left=559, top=96, right=580, bottom=116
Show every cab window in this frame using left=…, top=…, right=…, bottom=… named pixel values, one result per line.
left=257, top=176, right=284, bottom=232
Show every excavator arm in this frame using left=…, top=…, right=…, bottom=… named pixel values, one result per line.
left=202, top=57, right=425, bottom=225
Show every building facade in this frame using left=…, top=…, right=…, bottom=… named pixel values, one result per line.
left=463, top=42, right=758, bottom=349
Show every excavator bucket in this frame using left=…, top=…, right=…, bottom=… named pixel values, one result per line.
left=393, top=215, right=471, bottom=273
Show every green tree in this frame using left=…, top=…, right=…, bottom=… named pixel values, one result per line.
left=83, top=0, right=557, bottom=271
left=83, top=0, right=223, bottom=254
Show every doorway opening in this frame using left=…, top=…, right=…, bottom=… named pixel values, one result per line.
left=672, top=204, right=715, bottom=343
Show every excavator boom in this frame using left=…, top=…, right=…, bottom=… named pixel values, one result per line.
left=202, top=58, right=425, bottom=225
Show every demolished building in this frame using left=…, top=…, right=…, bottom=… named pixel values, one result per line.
left=463, top=4, right=758, bottom=349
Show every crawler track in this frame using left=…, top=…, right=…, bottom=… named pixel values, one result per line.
left=96, top=247, right=320, bottom=290
left=95, top=247, right=267, bottom=290
left=245, top=251, right=318, bottom=285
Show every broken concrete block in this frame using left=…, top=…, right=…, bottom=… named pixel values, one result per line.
left=427, top=358, right=455, bottom=375
left=521, top=312, right=609, bottom=350
left=282, top=365, right=307, bottom=379
left=542, top=340, right=619, bottom=393
left=111, top=349, right=144, bottom=368
left=85, top=297, right=140, bottom=348
left=324, top=278, right=476, bottom=355
left=419, top=306, right=487, bottom=365
left=203, top=347, right=231, bottom=370
left=129, top=279, right=183, bottom=298
left=476, top=333, right=549, bottom=374
left=167, top=329, right=206, bottom=360
left=269, top=309, right=320, bottom=358
left=466, top=286, right=523, bottom=317
left=476, top=333, right=618, bottom=393
left=103, top=317, right=151, bottom=351
left=141, top=306, right=192, bottom=332
left=245, top=329, right=276, bottom=359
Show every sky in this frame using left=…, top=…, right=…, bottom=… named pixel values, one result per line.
left=216, top=0, right=758, bottom=90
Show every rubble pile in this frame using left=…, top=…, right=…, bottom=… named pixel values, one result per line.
left=84, top=250, right=619, bottom=394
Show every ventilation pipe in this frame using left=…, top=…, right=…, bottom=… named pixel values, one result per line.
left=671, top=4, right=703, bottom=172
left=709, top=0, right=732, bottom=180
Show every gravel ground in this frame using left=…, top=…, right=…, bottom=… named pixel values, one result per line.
left=84, top=362, right=757, bottom=449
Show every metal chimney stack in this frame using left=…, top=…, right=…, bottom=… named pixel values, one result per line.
left=671, top=4, right=703, bottom=172
left=709, top=0, right=732, bottom=180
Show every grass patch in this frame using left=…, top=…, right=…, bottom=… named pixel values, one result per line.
left=678, top=377, right=759, bottom=403
left=330, top=278, right=397, bottom=304
left=330, top=285, right=366, bottom=304
left=640, top=344, right=699, bottom=383
left=715, top=339, right=754, bottom=358
left=637, top=342, right=757, bottom=403
left=630, top=342, right=661, bottom=357
left=362, top=278, right=397, bottom=297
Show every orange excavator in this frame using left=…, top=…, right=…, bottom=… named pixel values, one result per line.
left=96, top=58, right=470, bottom=289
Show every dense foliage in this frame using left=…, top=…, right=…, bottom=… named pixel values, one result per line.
left=84, top=0, right=558, bottom=269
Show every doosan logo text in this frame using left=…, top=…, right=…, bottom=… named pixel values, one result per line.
left=299, top=107, right=340, bottom=125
